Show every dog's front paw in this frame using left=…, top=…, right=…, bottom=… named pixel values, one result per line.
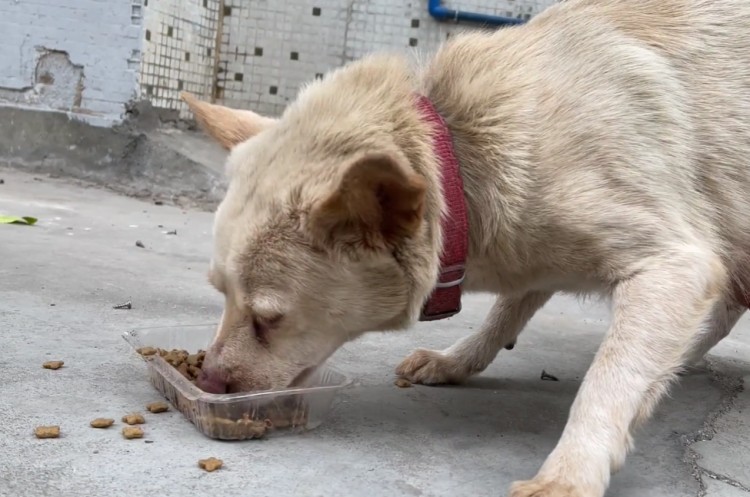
left=395, top=349, right=469, bottom=385
left=509, top=479, right=595, bottom=497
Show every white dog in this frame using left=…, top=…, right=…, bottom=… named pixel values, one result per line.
left=181, top=0, right=750, bottom=495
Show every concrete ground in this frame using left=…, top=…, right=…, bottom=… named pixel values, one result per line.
left=1, top=168, right=748, bottom=497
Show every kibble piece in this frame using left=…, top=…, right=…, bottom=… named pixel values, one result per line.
left=198, top=457, right=223, bottom=472
left=186, top=354, right=203, bottom=367
left=42, top=360, right=64, bottom=370
left=121, top=413, right=146, bottom=425
left=165, top=352, right=184, bottom=368
left=176, top=362, right=190, bottom=379
left=122, top=426, right=144, bottom=439
left=187, top=365, right=202, bottom=379
left=146, top=401, right=169, bottom=413
left=90, top=418, right=115, bottom=429
left=394, top=378, right=412, bottom=388
left=237, top=416, right=271, bottom=438
left=34, top=425, right=60, bottom=438
left=136, top=347, right=158, bottom=356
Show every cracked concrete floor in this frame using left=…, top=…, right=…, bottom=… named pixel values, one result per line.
left=1, top=169, right=748, bottom=497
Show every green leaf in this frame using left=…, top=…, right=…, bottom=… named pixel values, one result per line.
left=0, top=215, right=38, bottom=225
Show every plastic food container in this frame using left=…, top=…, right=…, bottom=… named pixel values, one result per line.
left=123, top=324, right=349, bottom=440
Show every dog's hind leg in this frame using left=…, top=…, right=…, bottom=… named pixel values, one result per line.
left=395, top=291, right=552, bottom=384
left=510, top=249, right=727, bottom=497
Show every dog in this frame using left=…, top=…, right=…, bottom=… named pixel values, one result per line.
left=180, top=0, right=750, bottom=495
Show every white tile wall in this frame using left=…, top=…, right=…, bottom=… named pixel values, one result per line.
left=140, top=0, right=220, bottom=118
left=218, top=0, right=559, bottom=116
left=140, top=0, right=559, bottom=118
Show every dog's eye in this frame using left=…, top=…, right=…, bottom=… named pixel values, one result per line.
left=252, top=314, right=283, bottom=346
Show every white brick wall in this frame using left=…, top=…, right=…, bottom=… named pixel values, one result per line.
left=0, top=0, right=144, bottom=125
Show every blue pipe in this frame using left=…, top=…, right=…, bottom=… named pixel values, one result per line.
left=428, top=0, right=526, bottom=26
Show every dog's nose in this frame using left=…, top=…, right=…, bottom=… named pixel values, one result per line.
left=196, top=369, right=228, bottom=394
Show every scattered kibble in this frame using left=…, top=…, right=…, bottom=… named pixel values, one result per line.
left=122, top=413, right=146, bottom=425
left=136, top=346, right=157, bottom=356
left=146, top=401, right=169, bottom=413
left=34, top=426, right=60, bottom=439
left=394, top=378, right=412, bottom=388
left=122, top=426, right=144, bottom=439
left=42, top=360, right=64, bottom=370
left=90, top=418, right=115, bottom=429
left=198, top=457, right=223, bottom=472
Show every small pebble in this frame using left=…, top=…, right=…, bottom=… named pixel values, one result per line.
left=541, top=370, right=559, bottom=382
left=198, top=457, right=223, bottom=472
left=34, top=426, right=60, bottom=439
left=42, top=360, right=64, bottom=370
left=135, top=240, right=145, bottom=248
left=122, top=426, right=144, bottom=439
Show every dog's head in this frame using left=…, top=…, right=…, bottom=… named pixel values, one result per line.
left=182, top=57, right=442, bottom=392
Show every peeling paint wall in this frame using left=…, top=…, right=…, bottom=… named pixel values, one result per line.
left=0, top=0, right=144, bottom=126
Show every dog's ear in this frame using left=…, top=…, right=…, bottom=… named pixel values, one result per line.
left=180, top=92, right=277, bottom=149
left=309, top=153, right=427, bottom=250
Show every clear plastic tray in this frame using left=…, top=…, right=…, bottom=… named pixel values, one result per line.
left=123, top=324, right=349, bottom=440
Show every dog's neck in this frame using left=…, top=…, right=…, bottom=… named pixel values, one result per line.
left=415, top=95, right=469, bottom=321
left=293, top=50, right=534, bottom=324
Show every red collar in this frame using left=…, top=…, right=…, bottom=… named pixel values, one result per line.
left=416, top=95, right=469, bottom=321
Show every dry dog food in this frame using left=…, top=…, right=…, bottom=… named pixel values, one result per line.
left=198, top=457, right=223, bottom=472
left=139, top=347, right=205, bottom=384
left=42, top=360, right=64, bottom=370
left=122, top=413, right=146, bottom=425
left=146, top=401, right=169, bottom=413
left=394, top=378, right=412, bottom=388
left=141, top=347, right=309, bottom=438
left=90, top=418, right=115, bottom=428
left=34, top=426, right=60, bottom=438
left=122, top=426, right=144, bottom=439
